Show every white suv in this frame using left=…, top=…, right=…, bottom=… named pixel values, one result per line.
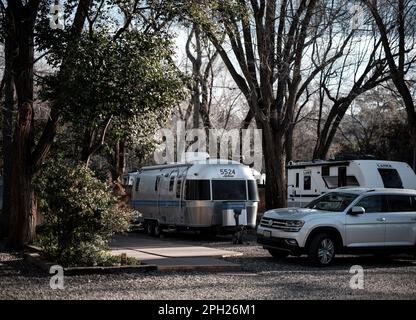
left=257, top=188, right=416, bottom=266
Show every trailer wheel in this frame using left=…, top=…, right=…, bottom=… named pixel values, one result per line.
left=145, top=220, right=154, bottom=236
left=154, top=221, right=161, bottom=238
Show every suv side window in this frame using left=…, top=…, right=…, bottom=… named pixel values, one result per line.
left=355, top=195, right=385, bottom=213
left=386, top=195, right=414, bottom=212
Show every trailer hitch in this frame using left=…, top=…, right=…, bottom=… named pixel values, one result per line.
left=232, top=208, right=244, bottom=244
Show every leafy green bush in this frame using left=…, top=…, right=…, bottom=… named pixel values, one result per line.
left=35, top=161, right=133, bottom=267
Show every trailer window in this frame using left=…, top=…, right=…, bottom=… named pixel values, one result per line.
left=322, top=176, right=338, bottom=189
left=185, top=180, right=211, bottom=200
left=212, top=180, right=247, bottom=200
left=304, top=175, right=311, bottom=190
left=323, top=175, right=359, bottom=189
left=378, top=169, right=403, bottom=188
left=247, top=180, right=259, bottom=201
left=176, top=179, right=182, bottom=198
left=338, top=167, right=347, bottom=187
left=169, top=176, right=175, bottom=192
left=322, top=166, right=330, bottom=176
left=155, top=176, right=160, bottom=192
left=135, top=178, right=140, bottom=192
left=295, top=173, right=299, bottom=188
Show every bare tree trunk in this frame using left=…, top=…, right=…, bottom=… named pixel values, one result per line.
left=81, top=128, right=95, bottom=165
left=285, top=124, right=294, bottom=162
left=261, top=124, right=287, bottom=210
left=0, top=30, right=14, bottom=239
left=117, top=139, right=126, bottom=181
left=110, top=139, right=126, bottom=182
left=6, top=0, right=39, bottom=248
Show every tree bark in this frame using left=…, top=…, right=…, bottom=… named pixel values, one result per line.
left=6, top=0, right=40, bottom=248
left=261, top=125, right=287, bottom=210
left=0, top=26, right=14, bottom=239
left=110, top=139, right=126, bottom=182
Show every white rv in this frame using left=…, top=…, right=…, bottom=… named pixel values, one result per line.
left=129, top=153, right=259, bottom=236
left=287, top=160, right=416, bottom=207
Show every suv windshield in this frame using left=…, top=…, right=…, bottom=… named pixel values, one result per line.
left=305, top=192, right=358, bottom=212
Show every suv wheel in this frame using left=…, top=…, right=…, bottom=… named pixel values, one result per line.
left=268, top=249, right=289, bottom=260
left=308, top=233, right=336, bottom=267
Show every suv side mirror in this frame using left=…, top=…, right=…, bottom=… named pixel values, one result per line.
left=350, top=206, right=365, bottom=215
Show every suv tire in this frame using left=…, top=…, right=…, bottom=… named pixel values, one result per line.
left=268, top=249, right=289, bottom=260
left=308, top=233, right=336, bottom=267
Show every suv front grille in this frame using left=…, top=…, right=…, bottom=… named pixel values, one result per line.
left=260, top=216, right=302, bottom=232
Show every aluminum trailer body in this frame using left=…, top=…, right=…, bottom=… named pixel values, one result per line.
left=130, top=158, right=259, bottom=234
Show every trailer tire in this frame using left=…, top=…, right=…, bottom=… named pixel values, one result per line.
left=154, top=221, right=161, bottom=238
left=145, top=220, right=154, bottom=236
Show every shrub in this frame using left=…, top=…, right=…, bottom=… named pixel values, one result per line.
left=35, top=161, right=133, bottom=267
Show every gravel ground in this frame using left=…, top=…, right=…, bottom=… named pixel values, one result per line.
left=1, top=232, right=416, bottom=300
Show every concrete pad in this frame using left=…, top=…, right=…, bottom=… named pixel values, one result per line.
left=109, top=234, right=243, bottom=272
left=110, top=249, right=165, bottom=261
left=109, top=237, right=175, bottom=249
left=138, top=246, right=242, bottom=258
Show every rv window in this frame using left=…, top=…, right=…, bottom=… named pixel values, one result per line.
left=176, top=179, right=182, bottom=198
left=346, top=176, right=360, bottom=186
left=169, top=176, right=175, bottom=192
left=247, top=180, right=259, bottom=201
left=323, top=175, right=360, bottom=189
left=338, top=167, right=347, bottom=187
left=212, top=180, right=247, bottom=201
left=322, top=176, right=338, bottom=189
left=304, top=175, right=311, bottom=190
left=322, top=166, right=330, bottom=176
left=378, top=169, right=403, bottom=188
left=185, top=180, right=211, bottom=200
left=135, top=178, right=140, bottom=192
left=295, top=173, right=299, bottom=188
left=386, top=195, right=414, bottom=212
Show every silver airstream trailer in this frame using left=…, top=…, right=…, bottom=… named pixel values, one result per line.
left=130, top=154, right=259, bottom=236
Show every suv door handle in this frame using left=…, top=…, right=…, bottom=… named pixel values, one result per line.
left=377, top=218, right=386, bottom=222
